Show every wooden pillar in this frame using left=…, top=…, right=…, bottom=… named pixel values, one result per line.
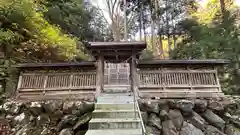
left=96, top=54, right=104, bottom=97
left=130, top=53, right=138, bottom=95
left=214, top=67, right=221, bottom=92
left=129, top=61, right=133, bottom=93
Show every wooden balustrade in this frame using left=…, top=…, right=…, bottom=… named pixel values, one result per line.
left=137, top=69, right=223, bottom=98
left=17, top=71, right=96, bottom=100
left=19, top=72, right=96, bottom=90
left=138, top=70, right=218, bottom=87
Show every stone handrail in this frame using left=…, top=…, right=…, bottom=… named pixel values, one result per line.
left=133, top=87, right=146, bottom=135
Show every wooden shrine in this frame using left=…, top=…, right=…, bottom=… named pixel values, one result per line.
left=13, top=42, right=228, bottom=100
left=86, top=41, right=146, bottom=96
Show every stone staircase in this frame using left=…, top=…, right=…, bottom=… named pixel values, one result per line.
left=86, top=91, right=143, bottom=135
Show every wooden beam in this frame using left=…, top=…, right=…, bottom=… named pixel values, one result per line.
left=96, top=54, right=104, bottom=97
left=130, top=53, right=138, bottom=96
left=16, top=72, right=23, bottom=98
left=214, top=68, right=222, bottom=92
left=17, top=91, right=96, bottom=101
left=139, top=85, right=219, bottom=88
left=139, top=92, right=225, bottom=98
left=18, top=87, right=96, bottom=92
left=138, top=70, right=217, bottom=74
left=92, top=50, right=141, bottom=55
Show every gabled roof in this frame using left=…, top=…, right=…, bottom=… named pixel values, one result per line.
left=87, top=41, right=147, bottom=63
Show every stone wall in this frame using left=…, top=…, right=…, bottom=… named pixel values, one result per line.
left=0, top=100, right=95, bottom=135
left=139, top=97, right=240, bottom=135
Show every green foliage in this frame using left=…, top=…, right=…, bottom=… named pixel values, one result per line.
left=140, top=49, right=154, bottom=60
left=43, top=0, right=90, bottom=38
left=0, top=0, right=97, bottom=93
left=0, top=0, right=88, bottom=62
left=43, top=0, right=110, bottom=41
left=170, top=6, right=240, bottom=95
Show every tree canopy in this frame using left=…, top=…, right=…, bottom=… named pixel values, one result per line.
left=170, top=0, right=240, bottom=94
left=0, top=0, right=88, bottom=62
left=0, top=0, right=111, bottom=63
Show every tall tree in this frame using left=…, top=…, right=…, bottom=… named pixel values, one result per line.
left=220, top=0, right=226, bottom=14
left=0, top=0, right=88, bottom=62
left=170, top=0, right=240, bottom=94
left=125, top=0, right=197, bottom=58
left=43, top=0, right=110, bottom=41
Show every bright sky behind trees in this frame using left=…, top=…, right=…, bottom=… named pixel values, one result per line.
left=90, top=0, right=240, bottom=24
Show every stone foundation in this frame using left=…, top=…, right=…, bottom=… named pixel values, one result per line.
left=139, top=97, right=240, bottom=135
left=0, top=100, right=95, bottom=135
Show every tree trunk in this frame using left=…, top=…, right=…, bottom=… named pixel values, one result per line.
left=220, top=0, right=226, bottom=15
left=142, top=6, right=147, bottom=42
left=159, top=35, right=164, bottom=58
left=151, top=19, right=155, bottom=55
left=113, top=15, right=121, bottom=41
left=173, top=34, right=177, bottom=49
left=139, top=0, right=142, bottom=41
left=154, top=0, right=164, bottom=58
left=167, top=34, right=171, bottom=54
left=123, top=0, right=127, bottom=41
left=166, top=0, right=171, bottom=57
left=150, top=1, right=156, bottom=56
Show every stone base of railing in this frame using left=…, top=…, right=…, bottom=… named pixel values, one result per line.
left=16, top=90, right=96, bottom=102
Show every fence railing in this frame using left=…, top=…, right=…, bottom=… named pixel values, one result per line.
left=17, top=71, right=97, bottom=100
left=137, top=69, right=222, bottom=98
left=19, top=72, right=96, bottom=91
left=138, top=70, right=219, bottom=89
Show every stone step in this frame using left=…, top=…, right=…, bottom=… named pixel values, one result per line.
left=103, top=89, right=131, bottom=93
left=95, top=103, right=135, bottom=110
left=89, top=118, right=141, bottom=129
left=104, top=85, right=130, bottom=90
left=97, top=96, right=133, bottom=100
left=103, top=86, right=130, bottom=92
left=92, top=110, right=139, bottom=119
left=97, top=95, right=134, bottom=104
left=97, top=100, right=134, bottom=104
left=100, top=93, right=133, bottom=96
left=99, top=94, right=133, bottom=98
left=85, top=129, right=142, bottom=135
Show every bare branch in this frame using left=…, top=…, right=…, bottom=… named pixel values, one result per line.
left=112, top=0, right=118, bottom=16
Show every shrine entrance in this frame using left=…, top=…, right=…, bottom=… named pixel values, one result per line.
left=87, top=42, right=146, bottom=95
left=103, top=63, right=130, bottom=92
left=104, top=63, right=130, bottom=86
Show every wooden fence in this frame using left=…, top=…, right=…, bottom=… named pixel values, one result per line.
left=137, top=69, right=223, bottom=98
left=15, top=60, right=227, bottom=100
left=17, top=71, right=96, bottom=100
